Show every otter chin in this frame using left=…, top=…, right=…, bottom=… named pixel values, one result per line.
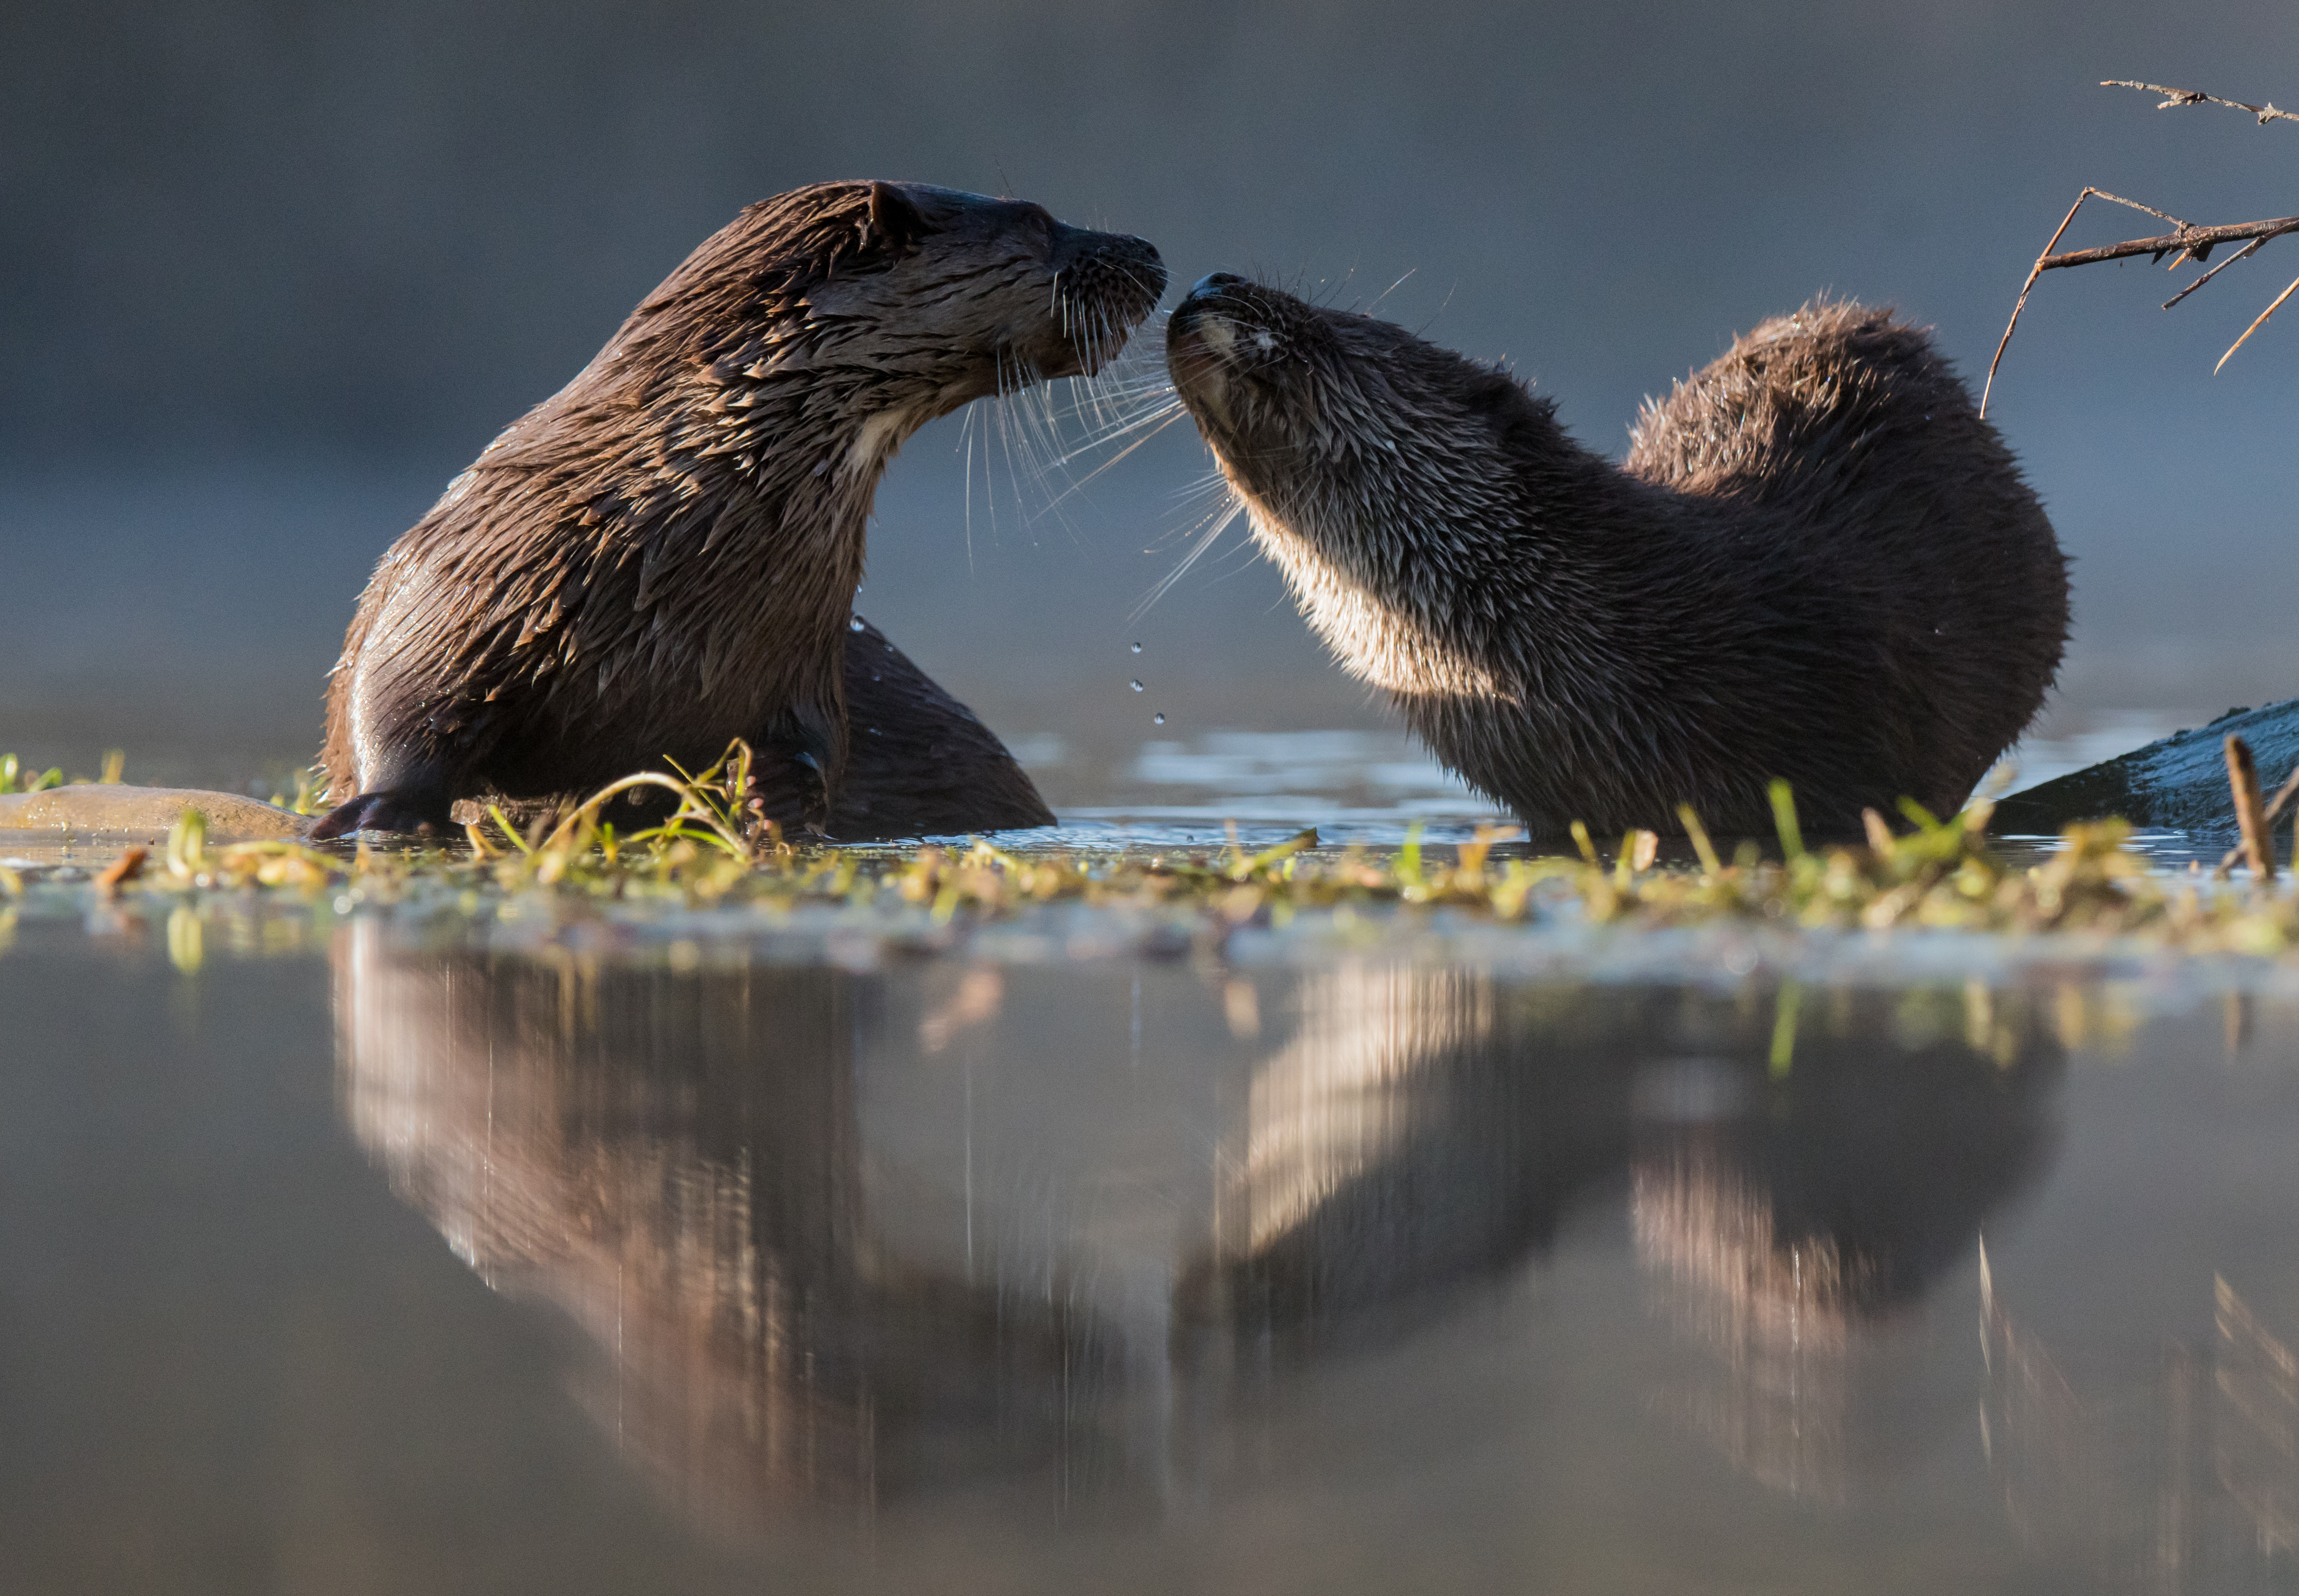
left=1166, top=274, right=2069, bottom=838
left=314, top=182, right=1164, bottom=841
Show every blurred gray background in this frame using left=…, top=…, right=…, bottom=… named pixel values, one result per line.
left=3, top=0, right=2295, bottom=799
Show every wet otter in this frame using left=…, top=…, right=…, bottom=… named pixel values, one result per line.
left=314, top=182, right=1163, bottom=840
left=1165, top=281, right=2069, bottom=837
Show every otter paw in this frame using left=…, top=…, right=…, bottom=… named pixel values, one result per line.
left=788, top=749, right=834, bottom=835
left=309, top=790, right=445, bottom=840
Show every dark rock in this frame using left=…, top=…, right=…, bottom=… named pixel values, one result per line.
left=1990, top=698, right=2299, bottom=836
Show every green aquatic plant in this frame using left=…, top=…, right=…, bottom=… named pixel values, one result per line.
left=0, top=754, right=63, bottom=795
left=3, top=738, right=2297, bottom=958
left=265, top=766, right=324, bottom=817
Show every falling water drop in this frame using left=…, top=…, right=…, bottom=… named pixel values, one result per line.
left=1130, top=680, right=1144, bottom=692
left=1130, top=641, right=1142, bottom=653
left=848, top=616, right=864, bottom=632
left=1153, top=712, right=1166, bottom=725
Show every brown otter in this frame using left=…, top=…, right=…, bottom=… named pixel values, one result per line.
left=313, top=182, right=1163, bottom=840
left=1165, top=280, right=2069, bottom=837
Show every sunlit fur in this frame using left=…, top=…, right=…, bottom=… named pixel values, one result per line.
left=1167, top=281, right=2070, bottom=837
left=320, top=182, right=1163, bottom=833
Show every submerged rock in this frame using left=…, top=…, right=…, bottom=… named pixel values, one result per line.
left=0, top=786, right=310, bottom=841
left=1992, top=699, right=2299, bottom=836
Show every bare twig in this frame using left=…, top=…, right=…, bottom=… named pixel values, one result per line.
left=1981, top=79, right=2299, bottom=416
left=1982, top=189, right=2096, bottom=419
left=2228, top=736, right=2277, bottom=881
left=2035, top=214, right=2299, bottom=273
left=2262, top=759, right=2299, bottom=827
left=2163, top=233, right=2276, bottom=310
left=2217, top=269, right=2299, bottom=371
left=95, top=847, right=148, bottom=898
left=2106, top=79, right=2299, bottom=128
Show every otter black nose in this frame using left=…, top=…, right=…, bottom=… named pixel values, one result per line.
left=1190, top=272, right=1247, bottom=300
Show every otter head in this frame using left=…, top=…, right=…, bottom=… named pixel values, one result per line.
left=1166, top=274, right=1552, bottom=697
left=607, top=182, right=1166, bottom=481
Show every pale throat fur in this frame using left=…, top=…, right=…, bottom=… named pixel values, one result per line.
left=1234, top=486, right=1512, bottom=704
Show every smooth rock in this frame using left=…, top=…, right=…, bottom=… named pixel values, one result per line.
left=0, top=786, right=311, bottom=841
left=1992, top=699, right=2299, bottom=836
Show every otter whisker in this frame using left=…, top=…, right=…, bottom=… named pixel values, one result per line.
left=1133, top=483, right=1248, bottom=619
left=995, top=355, right=1077, bottom=535
left=1367, top=267, right=1417, bottom=313
left=961, top=395, right=981, bottom=567
left=1044, top=402, right=1195, bottom=507
left=1050, top=398, right=1189, bottom=464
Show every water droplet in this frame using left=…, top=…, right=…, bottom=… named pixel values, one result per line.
left=1130, top=641, right=1142, bottom=654
left=1130, top=680, right=1144, bottom=692
left=848, top=616, right=864, bottom=632
left=1153, top=712, right=1166, bottom=725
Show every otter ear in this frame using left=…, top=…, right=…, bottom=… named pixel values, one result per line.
left=1462, top=370, right=1525, bottom=413
left=867, top=182, right=929, bottom=250
left=1464, top=367, right=1543, bottom=422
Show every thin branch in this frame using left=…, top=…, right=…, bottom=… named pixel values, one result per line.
left=2078, top=189, right=2188, bottom=228
left=1984, top=193, right=2299, bottom=417
left=1981, top=188, right=2096, bottom=419
left=2037, top=214, right=2299, bottom=272
left=1985, top=80, right=2299, bottom=413
left=2263, top=759, right=2299, bottom=827
left=2106, top=79, right=2299, bottom=128
left=2163, top=233, right=2276, bottom=310
left=2218, top=269, right=2299, bottom=372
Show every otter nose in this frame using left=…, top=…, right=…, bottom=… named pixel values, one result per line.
left=1189, top=271, right=1247, bottom=300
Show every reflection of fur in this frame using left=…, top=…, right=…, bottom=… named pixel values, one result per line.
left=1981, top=1263, right=2299, bottom=1578
left=1181, top=971, right=1627, bottom=1334
left=1630, top=989, right=2061, bottom=1499
left=1230, top=964, right=1493, bottom=1254
left=1195, top=981, right=2058, bottom=1333
left=338, top=924, right=2067, bottom=1523
left=1190, top=975, right=2062, bottom=1503
left=334, top=923, right=1117, bottom=1531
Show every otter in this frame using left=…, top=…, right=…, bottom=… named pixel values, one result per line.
left=313, top=182, right=1163, bottom=841
left=1165, top=280, right=2069, bottom=838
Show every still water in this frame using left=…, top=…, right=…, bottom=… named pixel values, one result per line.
left=4, top=888, right=2298, bottom=1594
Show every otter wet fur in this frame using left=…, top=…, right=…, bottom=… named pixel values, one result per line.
left=1165, top=279, right=2069, bottom=838
left=314, top=182, right=1163, bottom=840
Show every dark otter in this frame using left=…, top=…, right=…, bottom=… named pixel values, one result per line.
left=1165, top=281, right=2069, bottom=837
left=314, top=182, right=1163, bottom=840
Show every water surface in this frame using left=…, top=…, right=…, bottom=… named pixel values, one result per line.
left=5, top=895, right=2298, bottom=1593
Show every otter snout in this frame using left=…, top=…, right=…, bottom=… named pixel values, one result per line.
left=1169, top=273, right=1278, bottom=433
left=1169, top=273, right=1248, bottom=345
left=1040, top=225, right=1165, bottom=377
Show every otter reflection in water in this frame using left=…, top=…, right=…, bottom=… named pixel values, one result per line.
left=335, top=924, right=1147, bottom=1532
left=1184, top=975, right=2063, bottom=1501
left=336, top=927, right=2061, bottom=1528
left=1981, top=1262, right=2299, bottom=1583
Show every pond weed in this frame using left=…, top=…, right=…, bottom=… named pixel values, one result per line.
left=2, top=739, right=2295, bottom=958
